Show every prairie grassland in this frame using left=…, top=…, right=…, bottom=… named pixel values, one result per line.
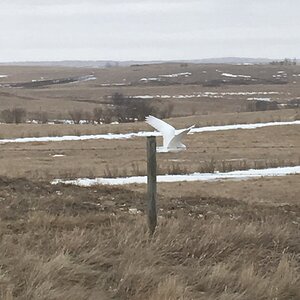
left=0, top=121, right=299, bottom=180
left=0, top=108, right=298, bottom=139
left=1, top=63, right=300, bottom=119
left=1, top=64, right=300, bottom=299
left=0, top=176, right=299, bottom=300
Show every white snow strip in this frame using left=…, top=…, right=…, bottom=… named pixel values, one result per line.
left=159, top=72, right=192, bottom=78
left=1, top=121, right=299, bottom=144
left=222, top=73, right=251, bottom=78
left=131, top=95, right=171, bottom=99
left=131, top=95, right=155, bottom=99
left=247, top=97, right=272, bottom=102
left=0, top=75, right=8, bottom=78
left=127, top=91, right=283, bottom=100
left=139, top=77, right=160, bottom=82
left=220, top=92, right=281, bottom=96
left=52, top=154, right=65, bottom=157
left=51, top=166, right=300, bottom=186
left=190, top=121, right=300, bottom=133
left=80, top=75, right=96, bottom=81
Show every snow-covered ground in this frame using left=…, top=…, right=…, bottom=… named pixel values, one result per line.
left=159, top=72, right=191, bottom=78
left=1, top=121, right=299, bottom=144
left=139, top=72, right=191, bottom=82
left=0, top=75, right=8, bottom=78
left=130, top=91, right=284, bottom=100
left=51, top=166, right=300, bottom=186
left=139, top=77, right=161, bottom=82
left=247, top=97, right=272, bottom=102
left=222, top=73, right=251, bottom=78
left=273, top=71, right=287, bottom=79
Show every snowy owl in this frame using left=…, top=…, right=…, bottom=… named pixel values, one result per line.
left=145, top=115, right=194, bottom=152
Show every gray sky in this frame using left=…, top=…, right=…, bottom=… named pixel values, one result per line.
left=0, top=0, right=299, bottom=62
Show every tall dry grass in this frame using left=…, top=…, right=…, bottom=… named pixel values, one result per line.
left=0, top=177, right=299, bottom=299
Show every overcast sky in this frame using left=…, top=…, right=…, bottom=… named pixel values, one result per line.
left=0, top=0, right=299, bottom=62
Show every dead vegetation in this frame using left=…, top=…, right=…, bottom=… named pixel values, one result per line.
left=1, top=63, right=300, bottom=120
left=0, top=63, right=299, bottom=299
left=0, top=177, right=299, bottom=299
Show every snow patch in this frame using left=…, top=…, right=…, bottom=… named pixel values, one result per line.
left=51, top=166, right=300, bottom=186
left=159, top=72, right=191, bottom=78
left=1, top=121, right=299, bottom=144
left=222, top=73, right=251, bottom=78
left=139, top=77, right=161, bottom=82
left=247, top=97, right=272, bottom=102
left=131, top=95, right=154, bottom=99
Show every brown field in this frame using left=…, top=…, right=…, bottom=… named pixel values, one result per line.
left=1, top=63, right=300, bottom=119
left=0, top=63, right=300, bottom=299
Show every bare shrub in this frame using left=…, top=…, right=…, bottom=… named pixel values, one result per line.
left=220, top=160, right=234, bottom=173
left=69, top=109, right=83, bottom=124
left=1, top=109, right=14, bottom=123
left=112, top=92, right=156, bottom=122
left=1, top=108, right=27, bottom=124
left=102, top=108, right=114, bottom=124
left=246, top=100, right=279, bottom=112
left=200, top=157, right=216, bottom=173
left=93, top=107, right=103, bottom=124
left=294, top=109, right=300, bottom=120
left=104, top=164, right=121, bottom=177
left=14, top=108, right=27, bottom=124
left=84, top=111, right=93, bottom=124
left=32, top=111, right=48, bottom=124
left=166, top=102, right=174, bottom=118
left=130, top=162, right=145, bottom=176
left=167, top=162, right=188, bottom=175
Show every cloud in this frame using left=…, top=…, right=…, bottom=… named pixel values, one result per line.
left=0, top=0, right=299, bottom=61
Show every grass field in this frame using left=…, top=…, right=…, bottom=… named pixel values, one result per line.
left=0, top=63, right=299, bottom=299
left=1, top=63, right=300, bottom=119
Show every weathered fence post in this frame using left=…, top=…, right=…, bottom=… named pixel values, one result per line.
left=147, top=136, right=157, bottom=235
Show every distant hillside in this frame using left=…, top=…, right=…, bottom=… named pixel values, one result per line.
left=186, top=57, right=275, bottom=64
left=0, top=57, right=297, bottom=68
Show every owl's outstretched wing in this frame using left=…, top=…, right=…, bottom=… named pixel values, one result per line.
left=145, top=115, right=176, bottom=147
left=168, top=125, right=195, bottom=148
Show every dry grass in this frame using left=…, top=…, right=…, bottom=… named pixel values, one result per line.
left=0, top=121, right=299, bottom=181
left=0, top=177, right=299, bottom=299
left=1, top=63, right=300, bottom=299
left=0, top=108, right=298, bottom=139
left=1, top=63, right=300, bottom=120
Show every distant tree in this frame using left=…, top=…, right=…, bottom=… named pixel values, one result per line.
left=112, top=92, right=156, bottom=122
left=69, top=110, right=83, bottom=124
left=1, top=109, right=14, bottom=123
left=1, top=108, right=26, bottom=124
left=84, top=111, right=93, bottom=124
left=166, top=102, right=174, bottom=118
left=112, top=92, right=125, bottom=106
left=13, top=108, right=27, bottom=124
left=33, top=111, right=48, bottom=124
left=102, top=108, right=113, bottom=124
left=246, top=100, right=278, bottom=112
left=93, top=107, right=103, bottom=124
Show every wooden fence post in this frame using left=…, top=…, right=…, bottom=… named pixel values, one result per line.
left=147, top=136, right=157, bottom=235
